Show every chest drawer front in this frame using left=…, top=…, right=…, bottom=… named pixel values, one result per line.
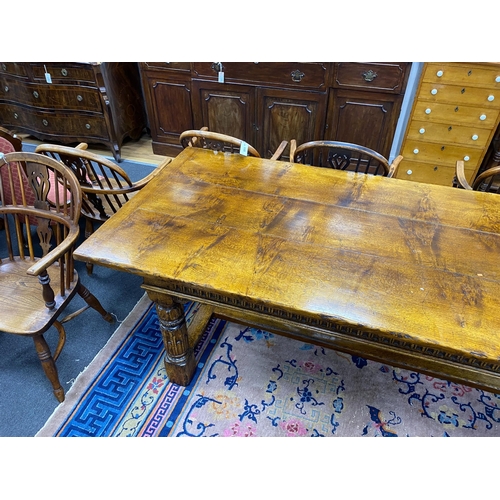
left=412, top=100, right=500, bottom=129
left=192, top=62, right=328, bottom=90
left=31, top=63, right=96, bottom=85
left=0, top=62, right=28, bottom=78
left=333, top=62, right=408, bottom=93
left=397, top=158, right=474, bottom=186
left=405, top=119, right=490, bottom=148
left=418, top=82, right=500, bottom=109
left=402, top=139, right=483, bottom=167
left=423, top=63, right=500, bottom=88
left=0, top=77, right=102, bottom=112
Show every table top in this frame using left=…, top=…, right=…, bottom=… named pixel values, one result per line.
left=74, top=147, right=500, bottom=367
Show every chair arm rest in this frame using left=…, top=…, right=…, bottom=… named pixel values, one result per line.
left=289, top=139, right=297, bottom=161
left=80, top=157, right=173, bottom=195
left=455, top=160, right=473, bottom=190
left=25, top=223, right=80, bottom=276
left=270, top=141, right=288, bottom=161
left=387, top=155, right=403, bottom=178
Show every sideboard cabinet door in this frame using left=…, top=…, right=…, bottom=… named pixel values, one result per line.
left=191, top=80, right=256, bottom=147
left=257, top=87, right=327, bottom=160
left=325, top=88, right=402, bottom=158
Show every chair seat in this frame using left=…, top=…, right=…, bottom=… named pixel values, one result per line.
left=0, top=257, right=78, bottom=335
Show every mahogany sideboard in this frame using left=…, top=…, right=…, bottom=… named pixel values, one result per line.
left=139, top=62, right=412, bottom=160
left=0, top=62, right=147, bottom=162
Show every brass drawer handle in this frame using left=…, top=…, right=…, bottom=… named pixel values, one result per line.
left=61, top=68, right=68, bottom=77
left=291, top=70, right=305, bottom=82
left=33, top=91, right=39, bottom=98
left=362, top=69, right=378, bottom=82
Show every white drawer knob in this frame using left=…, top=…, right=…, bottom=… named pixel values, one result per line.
left=406, top=170, right=413, bottom=175
left=472, top=134, right=478, bottom=141
left=425, top=108, right=432, bottom=114
left=480, top=114, right=487, bottom=121
left=413, top=149, right=419, bottom=154
left=464, top=156, right=470, bottom=161
left=488, top=95, right=495, bottom=102
left=436, top=70, right=444, bottom=77
left=419, top=128, right=425, bottom=134
left=496, top=76, right=500, bottom=83
left=431, top=88, right=438, bottom=95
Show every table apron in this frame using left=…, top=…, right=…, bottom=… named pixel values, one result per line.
left=141, top=281, right=500, bottom=395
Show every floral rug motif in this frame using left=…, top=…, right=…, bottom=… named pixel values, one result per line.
left=37, top=296, right=500, bottom=437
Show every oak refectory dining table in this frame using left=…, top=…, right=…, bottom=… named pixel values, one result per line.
left=73, top=147, right=500, bottom=394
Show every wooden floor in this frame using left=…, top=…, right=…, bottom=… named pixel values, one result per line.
left=20, top=133, right=171, bottom=165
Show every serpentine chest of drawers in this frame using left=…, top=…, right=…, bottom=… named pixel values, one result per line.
left=0, top=62, right=147, bottom=162
left=397, top=62, right=500, bottom=186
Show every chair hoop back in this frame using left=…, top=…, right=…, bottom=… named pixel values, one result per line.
left=293, top=140, right=391, bottom=177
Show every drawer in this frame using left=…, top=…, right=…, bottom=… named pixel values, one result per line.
left=0, top=77, right=102, bottom=112
left=30, top=63, right=97, bottom=85
left=402, top=139, right=483, bottom=168
left=412, top=100, right=500, bottom=129
left=0, top=62, right=28, bottom=79
left=423, top=63, right=500, bottom=89
left=418, top=82, right=500, bottom=109
left=0, top=103, right=109, bottom=140
left=405, top=119, right=490, bottom=148
left=142, top=62, right=191, bottom=72
left=333, top=62, right=409, bottom=93
left=397, top=159, right=474, bottom=186
left=192, top=62, right=328, bottom=90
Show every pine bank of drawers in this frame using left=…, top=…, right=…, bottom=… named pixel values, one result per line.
left=398, top=62, right=500, bottom=186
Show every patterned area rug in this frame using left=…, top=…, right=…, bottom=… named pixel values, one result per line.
left=37, top=294, right=500, bottom=437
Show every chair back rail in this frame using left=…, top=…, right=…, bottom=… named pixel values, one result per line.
left=291, top=140, right=402, bottom=178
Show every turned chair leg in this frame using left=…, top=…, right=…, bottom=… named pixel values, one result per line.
left=77, top=283, right=115, bottom=323
left=33, top=334, right=65, bottom=403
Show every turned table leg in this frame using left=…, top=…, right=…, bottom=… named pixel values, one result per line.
left=144, top=286, right=197, bottom=386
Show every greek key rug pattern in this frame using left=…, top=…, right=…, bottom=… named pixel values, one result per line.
left=38, top=298, right=500, bottom=437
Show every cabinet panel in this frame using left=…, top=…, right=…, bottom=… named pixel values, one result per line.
left=143, top=78, right=193, bottom=155
left=191, top=81, right=256, bottom=145
left=257, top=88, right=327, bottom=159
left=325, top=89, right=401, bottom=158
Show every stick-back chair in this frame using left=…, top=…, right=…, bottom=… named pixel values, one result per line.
left=0, top=128, right=37, bottom=229
left=35, top=143, right=172, bottom=274
left=290, top=139, right=403, bottom=178
left=455, top=160, right=500, bottom=193
left=180, top=129, right=288, bottom=160
left=0, top=151, right=114, bottom=402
